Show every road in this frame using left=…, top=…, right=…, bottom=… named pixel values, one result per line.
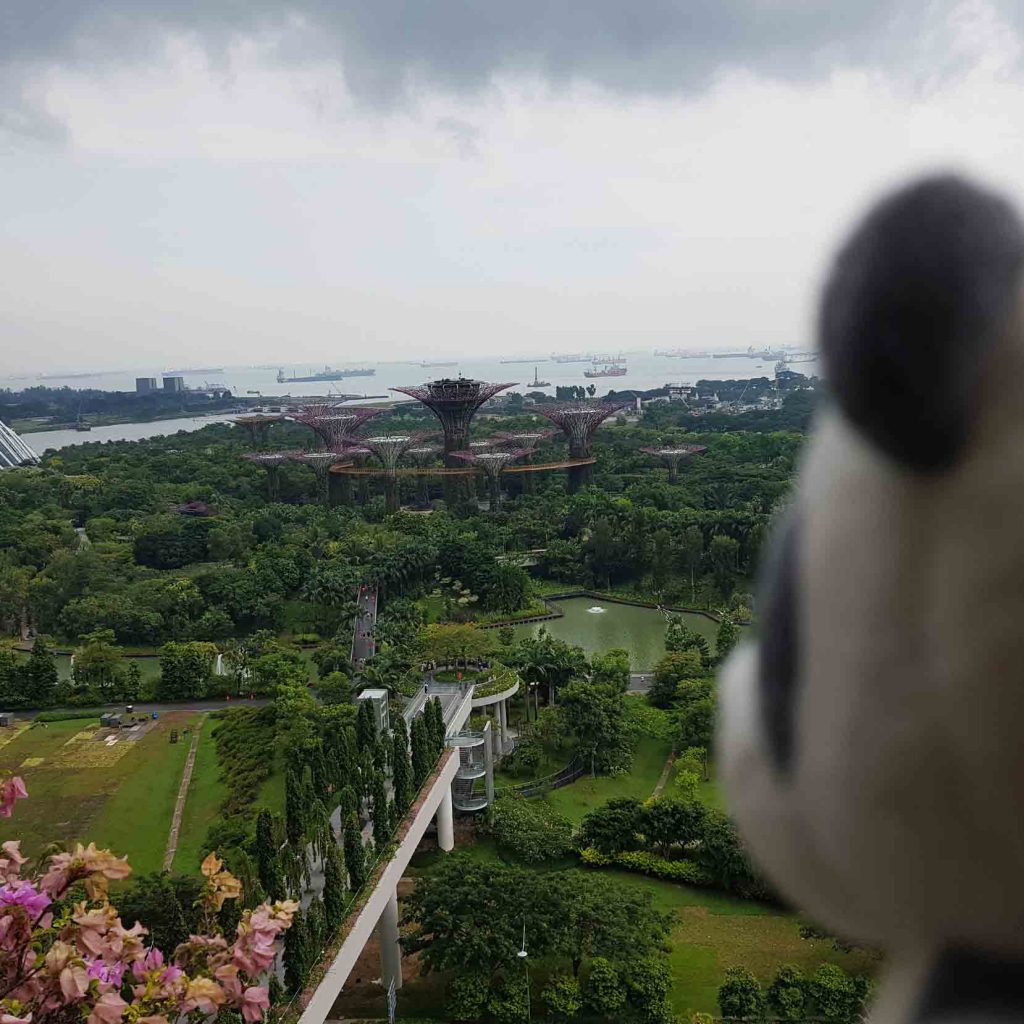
left=20, top=697, right=270, bottom=721
left=351, top=584, right=378, bottom=668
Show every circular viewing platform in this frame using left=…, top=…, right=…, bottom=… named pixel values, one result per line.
left=449, top=731, right=486, bottom=749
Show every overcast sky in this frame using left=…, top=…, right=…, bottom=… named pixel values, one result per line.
left=3, top=1, right=1024, bottom=373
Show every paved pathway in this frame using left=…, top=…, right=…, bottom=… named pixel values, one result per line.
left=163, top=719, right=203, bottom=871
left=651, top=749, right=676, bottom=798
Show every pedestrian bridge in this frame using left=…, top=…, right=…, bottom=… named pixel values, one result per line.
left=296, top=749, right=460, bottom=1024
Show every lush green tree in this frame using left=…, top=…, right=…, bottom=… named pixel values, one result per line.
left=641, top=797, right=708, bottom=856
left=808, top=964, right=869, bottom=1023
left=677, top=695, right=715, bottom=752
left=559, top=680, right=632, bottom=774
left=371, top=770, right=390, bottom=848
left=490, top=796, right=574, bottom=863
left=718, top=966, right=766, bottom=1020
left=664, top=616, right=710, bottom=664
left=582, top=957, right=626, bottom=1019
left=118, top=872, right=202, bottom=953
left=254, top=809, right=285, bottom=901
left=647, top=649, right=704, bottom=708
left=446, top=972, right=492, bottom=1023
left=590, top=647, right=630, bottom=691
left=410, top=714, right=430, bottom=788
left=716, top=614, right=739, bottom=661
left=391, top=715, right=414, bottom=813
left=542, top=974, right=582, bottom=1022
left=343, top=813, right=367, bottom=890
left=623, top=955, right=674, bottom=1024
left=156, top=640, right=216, bottom=701
left=578, top=797, right=645, bottom=855
left=21, top=640, right=58, bottom=707
left=322, top=840, right=347, bottom=931
left=355, top=699, right=377, bottom=753
left=283, top=906, right=311, bottom=994
left=694, top=811, right=764, bottom=898
left=766, top=965, right=807, bottom=1021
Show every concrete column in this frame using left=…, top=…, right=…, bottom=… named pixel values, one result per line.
left=378, top=885, right=403, bottom=991
left=483, top=721, right=495, bottom=806
left=499, top=699, right=509, bottom=751
left=436, top=785, right=454, bottom=852
left=491, top=708, right=502, bottom=759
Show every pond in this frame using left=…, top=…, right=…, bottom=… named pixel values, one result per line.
left=510, top=597, right=724, bottom=671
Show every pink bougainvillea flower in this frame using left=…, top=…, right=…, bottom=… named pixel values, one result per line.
left=86, top=991, right=126, bottom=1024
left=59, top=964, right=90, bottom=1002
left=241, top=986, right=270, bottom=1023
left=182, top=977, right=226, bottom=1014
left=0, top=882, right=50, bottom=920
left=0, top=777, right=27, bottom=819
left=0, top=1013, right=33, bottom=1024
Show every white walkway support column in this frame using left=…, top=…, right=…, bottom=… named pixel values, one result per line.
left=378, top=885, right=403, bottom=991
left=499, top=699, right=509, bottom=751
left=436, top=784, right=454, bottom=851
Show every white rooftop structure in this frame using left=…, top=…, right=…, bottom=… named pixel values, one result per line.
left=0, top=421, right=39, bottom=469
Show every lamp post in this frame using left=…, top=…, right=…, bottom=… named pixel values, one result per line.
left=518, top=919, right=531, bottom=1023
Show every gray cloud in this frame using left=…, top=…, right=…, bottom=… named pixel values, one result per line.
left=0, top=1, right=1001, bottom=136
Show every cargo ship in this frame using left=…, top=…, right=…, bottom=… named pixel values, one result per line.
left=584, top=363, right=627, bottom=378
left=552, top=353, right=593, bottom=363
left=420, top=361, right=457, bottom=368
left=277, top=366, right=376, bottom=383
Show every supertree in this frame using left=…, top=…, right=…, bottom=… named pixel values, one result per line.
left=291, top=405, right=384, bottom=450
left=493, top=429, right=556, bottom=493
left=451, top=449, right=530, bottom=510
left=639, top=444, right=708, bottom=484
left=390, top=378, right=516, bottom=501
left=360, top=434, right=427, bottom=513
left=406, top=445, right=440, bottom=507
left=537, top=401, right=629, bottom=491
left=327, top=445, right=370, bottom=507
left=242, top=452, right=294, bottom=501
left=290, top=451, right=346, bottom=505
left=232, top=414, right=284, bottom=450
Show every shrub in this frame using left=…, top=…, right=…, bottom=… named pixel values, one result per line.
left=35, top=708, right=103, bottom=722
left=490, top=796, right=574, bottom=863
left=542, top=974, right=582, bottom=1022
left=579, top=847, right=713, bottom=885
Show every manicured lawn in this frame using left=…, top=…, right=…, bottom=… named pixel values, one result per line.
left=541, top=734, right=673, bottom=822
left=0, top=712, right=196, bottom=873
left=173, top=715, right=225, bottom=874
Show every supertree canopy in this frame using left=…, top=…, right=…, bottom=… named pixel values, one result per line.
left=451, top=449, right=530, bottom=509
left=537, top=401, right=628, bottom=491
left=391, top=378, right=515, bottom=502
left=241, top=451, right=293, bottom=500
left=232, top=414, right=284, bottom=450
left=290, top=451, right=347, bottom=504
left=291, top=405, right=383, bottom=449
left=360, top=434, right=427, bottom=513
left=390, top=378, right=516, bottom=458
left=639, top=444, right=708, bottom=484
left=493, top=429, right=556, bottom=449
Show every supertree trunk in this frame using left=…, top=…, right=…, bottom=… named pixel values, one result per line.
left=328, top=471, right=351, bottom=506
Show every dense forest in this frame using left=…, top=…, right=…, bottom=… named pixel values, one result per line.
left=2, top=390, right=810, bottom=630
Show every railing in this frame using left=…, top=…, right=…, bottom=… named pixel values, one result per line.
left=495, top=755, right=585, bottom=798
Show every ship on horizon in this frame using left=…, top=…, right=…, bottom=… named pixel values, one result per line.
left=277, top=366, right=376, bottom=383
left=420, top=360, right=457, bottom=368
left=166, top=367, right=224, bottom=375
left=529, top=367, right=551, bottom=387
left=552, top=352, right=593, bottom=363
left=584, top=362, right=627, bottom=379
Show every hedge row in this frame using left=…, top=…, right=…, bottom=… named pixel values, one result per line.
left=579, top=846, right=714, bottom=885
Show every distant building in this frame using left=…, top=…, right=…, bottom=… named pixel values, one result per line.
left=0, top=420, right=40, bottom=469
left=136, top=377, right=158, bottom=393
left=162, top=376, right=185, bottom=392
left=357, top=689, right=391, bottom=735
left=667, top=383, right=697, bottom=403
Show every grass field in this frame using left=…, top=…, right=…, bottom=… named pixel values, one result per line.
left=542, top=734, right=673, bottom=822
left=0, top=712, right=198, bottom=873
left=173, top=716, right=224, bottom=874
